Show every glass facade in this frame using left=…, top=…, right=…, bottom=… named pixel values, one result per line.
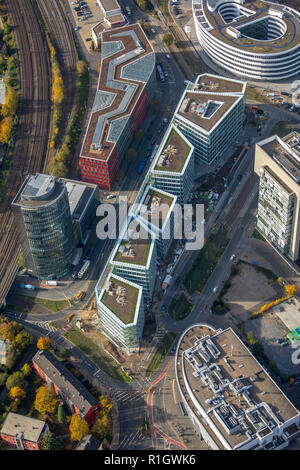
left=13, top=180, right=76, bottom=280
left=257, top=167, right=295, bottom=255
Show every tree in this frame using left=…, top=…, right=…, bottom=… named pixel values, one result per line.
left=69, top=414, right=89, bottom=442
left=0, top=321, right=16, bottom=342
left=99, top=395, right=113, bottom=417
left=37, top=337, right=52, bottom=350
left=277, top=277, right=284, bottom=286
left=17, top=251, right=26, bottom=269
left=21, top=363, right=31, bottom=377
left=162, top=33, right=173, bottom=47
left=2, top=86, right=18, bottom=118
left=34, top=386, right=59, bottom=415
left=77, top=60, right=88, bottom=75
left=57, top=404, right=66, bottom=424
left=6, top=371, right=27, bottom=391
left=9, top=386, right=26, bottom=400
left=41, top=432, right=63, bottom=451
left=286, top=284, right=297, bottom=296
left=0, top=116, right=13, bottom=144
left=126, top=148, right=137, bottom=163
left=92, top=414, right=112, bottom=440
left=0, top=372, right=8, bottom=388
left=14, top=330, right=34, bottom=349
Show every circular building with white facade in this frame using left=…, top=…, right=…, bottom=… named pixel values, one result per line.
left=193, top=0, right=300, bottom=80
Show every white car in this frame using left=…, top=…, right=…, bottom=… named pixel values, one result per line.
left=213, top=286, right=218, bottom=294
left=151, top=28, right=156, bottom=33
left=166, top=54, right=171, bottom=59
left=106, top=194, right=115, bottom=199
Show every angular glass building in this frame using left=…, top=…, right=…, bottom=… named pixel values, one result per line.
left=12, top=174, right=76, bottom=279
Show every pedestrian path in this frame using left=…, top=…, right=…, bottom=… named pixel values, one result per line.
left=119, top=430, right=145, bottom=449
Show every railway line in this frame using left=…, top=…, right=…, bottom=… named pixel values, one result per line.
left=0, top=0, right=51, bottom=307
left=36, top=0, right=78, bottom=163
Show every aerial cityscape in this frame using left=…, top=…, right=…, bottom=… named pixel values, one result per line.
left=0, top=0, right=300, bottom=454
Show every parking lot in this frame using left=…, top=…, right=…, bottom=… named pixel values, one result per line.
left=67, top=0, right=104, bottom=47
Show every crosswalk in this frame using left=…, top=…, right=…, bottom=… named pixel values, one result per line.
left=119, top=430, right=145, bottom=449
left=114, top=389, right=146, bottom=405
left=27, top=320, right=56, bottom=332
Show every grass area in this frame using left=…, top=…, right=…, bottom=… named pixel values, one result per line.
left=64, top=327, right=131, bottom=383
left=168, top=25, right=203, bottom=76
left=184, top=227, right=230, bottom=294
left=246, top=86, right=271, bottom=104
left=145, top=332, right=176, bottom=377
left=9, top=294, right=68, bottom=313
left=269, top=121, right=300, bottom=138
left=240, top=260, right=277, bottom=282
left=168, top=293, right=192, bottom=321
left=252, top=228, right=266, bottom=242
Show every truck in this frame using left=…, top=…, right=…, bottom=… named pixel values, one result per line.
left=137, top=160, right=146, bottom=174
left=76, top=290, right=86, bottom=301
left=156, top=64, right=165, bottom=83
left=77, top=260, right=90, bottom=279
left=20, top=283, right=35, bottom=290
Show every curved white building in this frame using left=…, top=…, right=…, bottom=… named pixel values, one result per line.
left=193, top=0, right=300, bottom=80
left=175, top=324, right=300, bottom=450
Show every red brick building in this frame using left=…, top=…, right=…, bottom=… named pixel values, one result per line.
left=79, top=23, right=156, bottom=190
left=32, top=350, right=100, bottom=425
left=0, top=413, right=48, bottom=450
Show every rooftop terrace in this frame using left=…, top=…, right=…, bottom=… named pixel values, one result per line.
left=81, top=24, right=155, bottom=163
left=176, top=325, right=299, bottom=450
left=178, top=92, right=241, bottom=132
left=154, top=127, right=192, bottom=173
left=138, top=187, right=176, bottom=231
left=113, top=233, right=152, bottom=266
left=260, top=135, right=300, bottom=184
left=196, top=0, right=300, bottom=53
left=101, top=275, right=140, bottom=324
left=196, top=74, right=245, bottom=94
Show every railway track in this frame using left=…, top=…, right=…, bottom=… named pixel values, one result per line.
left=36, top=0, right=78, bottom=164
left=0, top=0, right=51, bottom=306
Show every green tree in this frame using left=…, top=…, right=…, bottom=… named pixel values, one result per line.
left=69, top=414, right=89, bottom=442
left=21, top=363, right=31, bottom=377
left=57, top=405, right=66, bottom=424
left=126, top=148, right=137, bottom=163
left=2, top=86, right=19, bottom=118
left=41, top=432, right=63, bottom=451
left=162, top=33, right=174, bottom=47
left=34, top=386, right=59, bottom=415
left=6, top=371, right=27, bottom=391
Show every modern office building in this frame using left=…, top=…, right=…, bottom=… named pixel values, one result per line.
left=59, top=178, right=99, bottom=246
left=96, top=273, right=145, bottom=352
left=33, top=350, right=100, bottom=425
left=254, top=132, right=300, bottom=262
left=12, top=174, right=76, bottom=280
left=80, top=23, right=156, bottom=190
left=92, top=0, right=127, bottom=48
left=110, top=216, right=157, bottom=303
left=0, top=413, right=49, bottom=450
left=193, top=0, right=300, bottom=80
left=136, top=186, right=177, bottom=259
left=173, top=74, right=246, bottom=164
left=176, top=324, right=300, bottom=450
left=150, top=125, right=195, bottom=205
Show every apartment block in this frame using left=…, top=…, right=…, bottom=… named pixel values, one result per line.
left=110, top=216, right=157, bottom=303
left=150, top=125, right=195, bottom=205
left=254, top=132, right=300, bottom=262
left=173, top=74, right=246, bottom=164
left=136, top=186, right=177, bottom=259
left=96, top=273, right=145, bottom=352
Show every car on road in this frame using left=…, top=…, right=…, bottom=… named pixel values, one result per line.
left=213, top=286, right=218, bottom=294
left=161, top=305, right=167, bottom=313
left=106, top=194, right=116, bottom=199
left=151, top=28, right=156, bottom=33
left=166, top=54, right=171, bottom=59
